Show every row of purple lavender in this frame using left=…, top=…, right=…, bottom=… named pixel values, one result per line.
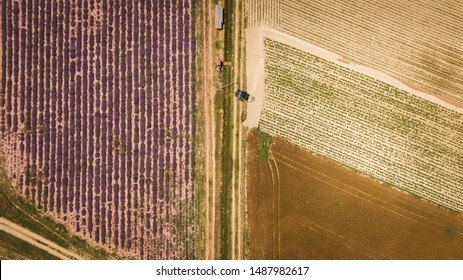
left=0, top=0, right=196, bottom=259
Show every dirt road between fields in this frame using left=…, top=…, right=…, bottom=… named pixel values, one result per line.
left=230, top=0, right=246, bottom=260
left=201, top=0, right=218, bottom=260
left=201, top=0, right=246, bottom=259
left=0, top=217, right=82, bottom=260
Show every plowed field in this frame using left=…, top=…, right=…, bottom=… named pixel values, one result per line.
left=247, top=133, right=463, bottom=259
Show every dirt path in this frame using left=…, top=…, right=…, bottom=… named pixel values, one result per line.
left=243, top=27, right=265, bottom=128
left=230, top=0, right=246, bottom=260
left=236, top=30, right=245, bottom=261
left=200, top=0, right=245, bottom=260
left=230, top=0, right=238, bottom=260
left=237, top=0, right=246, bottom=260
left=201, top=0, right=218, bottom=260
left=0, top=218, right=82, bottom=260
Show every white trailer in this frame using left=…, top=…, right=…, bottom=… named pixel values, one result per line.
left=215, top=5, right=223, bottom=30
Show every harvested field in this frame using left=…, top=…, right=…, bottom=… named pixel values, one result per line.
left=0, top=0, right=196, bottom=259
left=247, top=0, right=463, bottom=108
left=247, top=133, right=463, bottom=259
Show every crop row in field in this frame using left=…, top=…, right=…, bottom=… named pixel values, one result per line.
left=259, top=39, right=463, bottom=212
left=247, top=0, right=463, bottom=108
left=246, top=0, right=280, bottom=28
left=0, top=0, right=196, bottom=259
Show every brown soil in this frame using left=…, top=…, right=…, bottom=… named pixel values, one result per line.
left=247, top=133, right=463, bottom=259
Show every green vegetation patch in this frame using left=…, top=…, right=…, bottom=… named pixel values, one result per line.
left=443, top=226, right=457, bottom=240
left=255, top=127, right=272, bottom=161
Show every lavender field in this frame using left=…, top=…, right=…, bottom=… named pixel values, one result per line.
left=0, top=0, right=196, bottom=259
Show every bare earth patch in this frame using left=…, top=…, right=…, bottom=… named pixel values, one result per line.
left=247, top=135, right=463, bottom=259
